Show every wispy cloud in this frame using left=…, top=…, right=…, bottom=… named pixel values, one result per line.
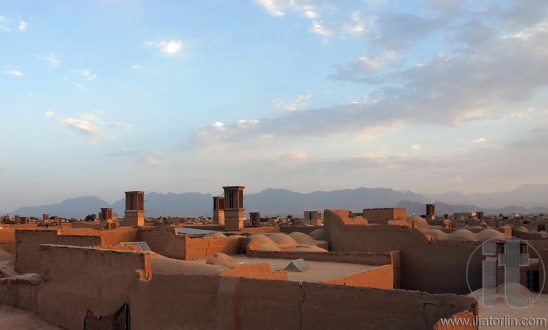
left=72, top=69, right=96, bottom=81
left=44, top=110, right=133, bottom=144
left=4, top=70, right=24, bottom=77
left=0, top=15, right=27, bottom=32
left=146, top=40, right=184, bottom=56
left=111, top=148, right=168, bottom=170
left=273, top=94, right=312, bottom=112
left=36, top=53, right=60, bottom=67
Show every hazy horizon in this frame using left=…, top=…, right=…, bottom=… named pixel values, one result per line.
left=2, top=1, right=548, bottom=212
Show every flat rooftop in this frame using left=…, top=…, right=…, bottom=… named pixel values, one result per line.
left=192, top=255, right=383, bottom=283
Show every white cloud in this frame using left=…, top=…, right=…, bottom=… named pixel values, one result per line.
left=61, top=118, right=104, bottom=144
left=18, top=20, right=26, bottom=31
left=45, top=111, right=133, bottom=144
left=36, top=53, right=60, bottom=67
left=474, top=137, right=487, bottom=143
left=273, top=94, right=313, bottom=112
left=411, top=144, right=421, bottom=150
left=146, top=40, right=184, bottom=55
left=72, top=69, right=97, bottom=81
left=71, top=82, right=84, bottom=88
left=4, top=70, right=24, bottom=77
left=131, top=65, right=141, bottom=70
left=0, top=15, right=27, bottom=32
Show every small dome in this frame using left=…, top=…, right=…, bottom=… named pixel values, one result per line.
left=308, top=229, right=326, bottom=240
left=206, top=253, right=238, bottom=268
left=288, top=232, right=316, bottom=245
left=204, top=232, right=227, bottom=239
left=267, top=233, right=298, bottom=249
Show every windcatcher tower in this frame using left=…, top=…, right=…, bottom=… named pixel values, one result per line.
left=213, top=196, right=225, bottom=225
left=223, top=186, right=245, bottom=231
left=426, top=204, right=436, bottom=220
left=125, top=191, right=145, bottom=226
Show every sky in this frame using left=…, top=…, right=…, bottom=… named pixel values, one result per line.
left=1, top=0, right=548, bottom=212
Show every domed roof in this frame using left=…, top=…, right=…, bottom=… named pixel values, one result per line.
left=476, top=228, right=507, bottom=241
left=448, top=228, right=477, bottom=241
left=308, top=229, right=326, bottom=240
left=407, top=216, right=430, bottom=232
left=204, top=232, right=227, bottom=239
left=425, top=229, right=448, bottom=240
left=267, top=233, right=298, bottom=249
left=206, top=253, right=238, bottom=268
left=248, top=236, right=281, bottom=251
left=288, top=232, right=316, bottom=245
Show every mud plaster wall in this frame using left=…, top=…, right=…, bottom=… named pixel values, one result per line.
left=137, top=228, right=186, bottom=259
left=0, top=228, right=15, bottom=253
left=37, top=245, right=150, bottom=330
left=321, top=264, right=393, bottom=289
left=246, top=250, right=400, bottom=288
left=279, top=226, right=321, bottom=234
left=129, top=274, right=475, bottom=330
left=0, top=277, right=39, bottom=311
left=325, top=210, right=482, bottom=294
left=529, top=240, right=548, bottom=294
left=185, top=237, right=241, bottom=260
left=363, top=208, right=407, bottom=223
left=219, top=263, right=288, bottom=280
left=15, top=230, right=103, bottom=273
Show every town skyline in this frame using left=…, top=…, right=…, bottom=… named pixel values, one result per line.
left=2, top=1, right=548, bottom=212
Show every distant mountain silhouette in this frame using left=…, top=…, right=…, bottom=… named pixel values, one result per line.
left=426, top=184, right=548, bottom=208
left=397, top=200, right=548, bottom=216
left=9, top=185, right=548, bottom=219
left=11, top=196, right=110, bottom=219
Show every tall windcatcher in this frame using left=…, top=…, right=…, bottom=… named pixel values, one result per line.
left=125, top=191, right=145, bottom=226
left=223, top=186, right=245, bottom=231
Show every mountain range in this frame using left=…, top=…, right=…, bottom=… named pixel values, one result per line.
left=9, top=184, right=548, bottom=219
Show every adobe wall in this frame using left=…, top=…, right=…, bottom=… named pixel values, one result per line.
left=129, top=274, right=221, bottom=330
left=0, top=276, right=40, bottom=311
left=279, top=226, right=321, bottom=234
left=137, top=228, right=187, bottom=259
left=185, top=236, right=241, bottom=260
left=321, top=264, right=394, bottom=289
left=325, top=210, right=483, bottom=294
left=37, top=245, right=150, bottom=330
left=0, top=228, right=16, bottom=253
left=219, top=263, right=288, bottom=280
left=530, top=240, right=548, bottom=294
left=363, top=208, right=407, bottom=223
left=240, top=226, right=280, bottom=233
left=15, top=230, right=103, bottom=273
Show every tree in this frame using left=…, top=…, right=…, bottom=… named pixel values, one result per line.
left=84, top=214, right=96, bottom=221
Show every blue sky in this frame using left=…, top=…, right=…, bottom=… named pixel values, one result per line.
left=1, top=0, right=548, bottom=212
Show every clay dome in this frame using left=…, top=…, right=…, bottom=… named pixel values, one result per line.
left=267, top=233, right=298, bottom=249
left=308, top=229, right=326, bottom=240
left=288, top=232, right=316, bottom=245
left=248, top=234, right=281, bottom=251
left=206, top=253, right=239, bottom=268
left=204, top=232, right=227, bottom=239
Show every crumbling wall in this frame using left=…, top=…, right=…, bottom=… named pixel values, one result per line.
left=15, top=230, right=103, bottom=273
left=37, top=245, right=150, bottom=330
left=0, top=276, right=40, bottom=311
left=325, top=210, right=482, bottom=294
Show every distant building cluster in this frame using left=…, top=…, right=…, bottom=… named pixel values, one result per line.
left=0, top=187, right=547, bottom=329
